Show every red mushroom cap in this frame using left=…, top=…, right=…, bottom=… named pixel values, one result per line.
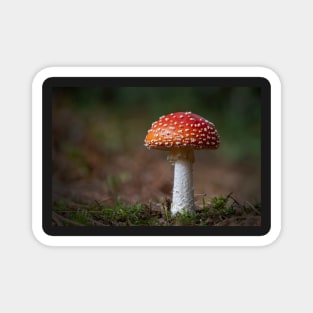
left=144, top=112, right=220, bottom=150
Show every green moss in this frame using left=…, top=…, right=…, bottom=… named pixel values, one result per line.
left=52, top=194, right=260, bottom=227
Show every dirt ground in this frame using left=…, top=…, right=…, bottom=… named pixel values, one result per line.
left=52, top=147, right=261, bottom=226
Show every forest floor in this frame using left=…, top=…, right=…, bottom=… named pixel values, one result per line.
left=52, top=149, right=261, bottom=227
left=52, top=105, right=261, bottom=227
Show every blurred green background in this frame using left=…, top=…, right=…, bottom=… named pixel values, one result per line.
left=52, top=86, right=261, bottom=206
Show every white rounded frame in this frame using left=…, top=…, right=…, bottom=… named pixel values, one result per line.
left=32, top=66, right=281, bottom=247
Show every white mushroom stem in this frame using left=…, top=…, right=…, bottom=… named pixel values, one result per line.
left=167, top=148, right=195, bottom=215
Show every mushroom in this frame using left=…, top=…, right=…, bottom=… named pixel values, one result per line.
left=144, top=112, right=220, bottom=215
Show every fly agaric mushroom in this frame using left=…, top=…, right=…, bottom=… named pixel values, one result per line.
left=144, top=112, right=220, bottom=215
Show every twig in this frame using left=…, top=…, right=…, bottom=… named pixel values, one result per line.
left=245, top=201, right=261, bottom=215
left=94, top=197, right=111, bottom=206
left=52, top=212, right=85, bottom=226
left=52, top=212, right=63, bottom=226
left=229, top=195, right=244, bottom=209
left=55, top=210, right=104, bottom=213
left=85, top=216, right=107, bottom=226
